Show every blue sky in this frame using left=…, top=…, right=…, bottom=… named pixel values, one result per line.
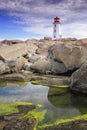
left=0, top=0, right=87, bottom=40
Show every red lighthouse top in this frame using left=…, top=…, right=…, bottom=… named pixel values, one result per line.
left=53, top=17, right=60, bottom=24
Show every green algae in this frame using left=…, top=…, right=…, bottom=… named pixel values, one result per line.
left=31, top=80, right=48, bottom=86
left=24, top=109, right=47, bottom=130
left=31, top=80, right=69, bottom=88
left=0, top=102, right=32, bottom=115
left=0, top=79, right=87, bottom=130
left=31, top=80, right=42, bottom=85
left=49, top=85, right=69, bottom=88
left=24, top=108, right=87, bottom=130
left=0, top=100, right=87, bottom=130
left=48, top=85, right=69, bottom=97
left=23, top=104, right=87, bottom=130
left=38, top=114, right=87, bottom=130
left=48, top=87, right=68, bottom=96
left=24, top=109, right=46, bottom=122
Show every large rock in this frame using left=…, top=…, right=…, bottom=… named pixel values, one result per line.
left=15, top=56, right=27, bottom=72
left=70, top=64, right=87, bottom=94
left=0, top=56, right=28, bottom=73
left=28, top=54, right=40, bottom=63
left=48, top=43, right=87, bottom=74
left=30, top=58, right=51, bottom=74
left=80, top=38, right=87, bottom=44
left=0, top=61, right=10, bottom=74
left=36, top=40, right=55, bottom=56
left=25, top=40, right=38, bottom=54
left=0, top=41, right=38, bottom=60
left=0, top=61, right=6, bottom=74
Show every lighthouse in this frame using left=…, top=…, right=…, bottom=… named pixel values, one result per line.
left=53, top=17, right=60, bottom=39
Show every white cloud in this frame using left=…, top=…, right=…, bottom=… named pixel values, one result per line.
left=24, top=25, right=53, bottom=37
left=62, top=23, right=87, bottom=38
left=22, top=22, right=87, bottom=39
left=0, top=0, right=87, bottom=39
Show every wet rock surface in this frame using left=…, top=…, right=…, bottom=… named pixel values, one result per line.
left=3, top=118, right=36, bottom=130
left=0, top=105, right=36, bottom=130
left=45, top=120, right=87, bottom=130
left=30, top=74, right=70, bottom=86
left=70, top=64, right=87, bottom=94
left=0, top=73, right=26, bottom=81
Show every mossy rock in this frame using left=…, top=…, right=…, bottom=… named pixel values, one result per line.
left=38, top=114, right=87, bottom=130
left=49, top=85, right=69, bottom=88
left=31, top=80, right=42, bottom=85
left=48, top=85, right=69, bottom=96
left=0, top=102, right=32, bottom=115
left=42, top=120, right=87, bottom=130
left=0, top=81, right=28, bottom=88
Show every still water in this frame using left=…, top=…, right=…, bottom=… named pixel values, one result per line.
left=0, top=81, right=87, bottom=123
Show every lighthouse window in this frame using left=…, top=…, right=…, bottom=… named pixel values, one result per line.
left=54, top=29, right=56, bottom=33
left=54, top=24, right=56, bottom=27
left=54, top=35, right=56, bottom=38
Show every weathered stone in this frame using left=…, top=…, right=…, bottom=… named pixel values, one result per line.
left=0, top=73, right=25, bottom=81
left=30, top=58, right=51, bottom=74
left=0, top=61, right=6, bottom=74
left=0, top=61, right=10, bottom=74
left=44, top=37, right=52, bottom=41
left=25, top=40, right=38, bottom=54
left=48, top=43, right=87, bottom=74
left=80, top=38, right=87, bottom=44
left=5, top=65, right=10, bottom=73
left=23, top=62, right=32, bottom=71
left=3, top=118, right=36, bottom=130
left=15, top=57, right=27, bottom=72
left=1, top=105, right=36, bottom=130
left=28, top=54, right=40, bottom=63
left=21, top=70, right=33, bottom=76
left=44, top=120, right=87, bottom=130
left=70, top=64, right=87, bottom=94
left=1, top=40, right=24, bottom=45
left=36, top=40, right=55, bottom=55
left=0, top=44, right=28, bottom=59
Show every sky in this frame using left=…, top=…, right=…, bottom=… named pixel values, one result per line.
left=0, top=0, right=87, bottom=40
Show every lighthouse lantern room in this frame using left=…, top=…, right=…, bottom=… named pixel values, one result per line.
left=53, top=17, right=60, bottom=39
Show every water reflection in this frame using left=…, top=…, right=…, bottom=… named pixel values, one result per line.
left=48, top=90, right=87, bottom=114
left=0, top=81, right=87, bottom=122
left=0, top=81, right=28, bottom=88
left=0, top=82, right=49, bottom=104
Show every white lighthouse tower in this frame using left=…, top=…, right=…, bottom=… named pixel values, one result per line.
left=53, top=17, right=60, bottom=39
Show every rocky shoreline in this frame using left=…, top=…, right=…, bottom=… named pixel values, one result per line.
left=0, top=37, right=87, bottom=129
left=0, top=103, right=87, bottom=130
left=44, top=120, right=87, bottom=130
left=0, top=104, right=36, bottom=130
left=0, top=37, right=87, bottom=94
